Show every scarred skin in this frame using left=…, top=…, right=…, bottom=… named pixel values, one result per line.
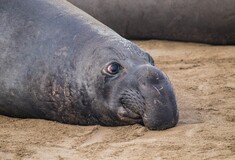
left=0, top=0, right=178, bottom=130
left=67, top=0, right=235, bottom=45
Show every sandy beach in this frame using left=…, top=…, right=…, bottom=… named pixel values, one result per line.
left=0, top=40, right=234, bottom=160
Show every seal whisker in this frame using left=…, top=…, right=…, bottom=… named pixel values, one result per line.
left=137, top=75, right=143, bottom=82
left=158, top=86, right=164, bottom=91
left=152, top=85, right=161, bottom=95
left=154, top=99, right=163, bottom=105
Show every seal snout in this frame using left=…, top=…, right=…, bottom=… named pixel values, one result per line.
left=119, top=65, right=178, bottom=130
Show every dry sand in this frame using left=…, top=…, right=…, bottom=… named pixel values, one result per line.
left=0, top=40, right=234, bottom=160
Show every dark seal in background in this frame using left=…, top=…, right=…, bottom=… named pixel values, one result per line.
left=68, top=0, right=235, bottom=44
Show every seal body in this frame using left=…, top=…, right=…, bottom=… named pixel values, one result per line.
left=0, top=0, right=178, bottom=130
left=68, top=0, right=235, bottom=44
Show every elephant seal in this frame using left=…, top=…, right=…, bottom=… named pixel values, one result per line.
left=0, top=0, right=178, bottom=130
left=67, top=0, right=235, bottom=45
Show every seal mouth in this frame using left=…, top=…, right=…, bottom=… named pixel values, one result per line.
left=117, top=106, right=143, bottom=124
left=117, top=89, right=145, bottom=124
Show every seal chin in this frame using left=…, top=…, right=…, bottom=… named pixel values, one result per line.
left=142, top=113, right=179, bottom=130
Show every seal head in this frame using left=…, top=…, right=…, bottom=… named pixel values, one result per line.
left=85, top=40, right=179, bottom=130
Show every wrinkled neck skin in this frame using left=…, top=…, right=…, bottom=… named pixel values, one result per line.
left=78, top=36, right=179, bottom=130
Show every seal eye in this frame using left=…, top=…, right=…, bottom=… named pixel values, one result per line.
left=107, top=62, right=120, bottom=75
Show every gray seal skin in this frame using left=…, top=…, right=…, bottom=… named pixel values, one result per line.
left=67, top=0, right=235, bottom=45
left=0, top=0, right=178, bottom=130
